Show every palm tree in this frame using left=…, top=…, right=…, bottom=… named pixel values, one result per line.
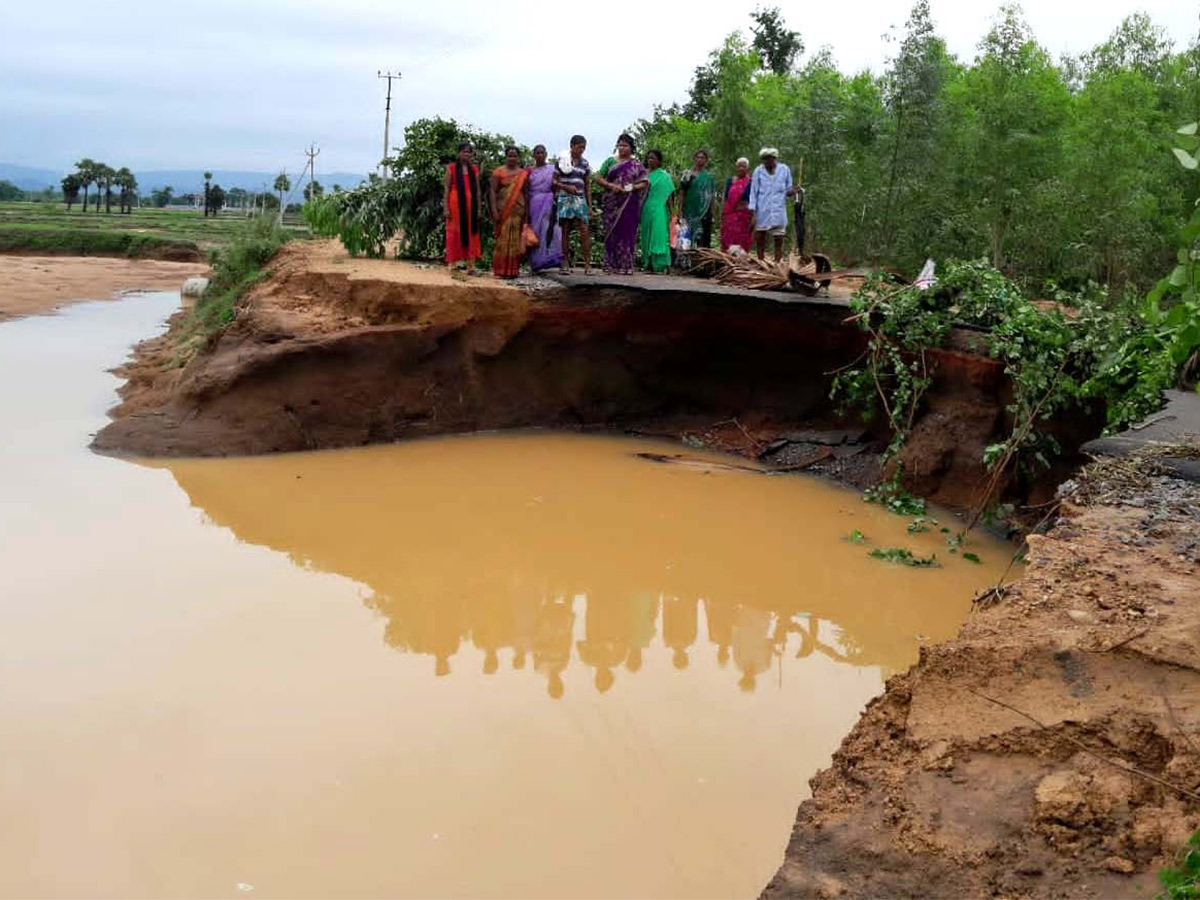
left=74, top=158, right=96, bottom=212
left=61, top=174, right=81, bottom=211
left=203, top=171, right=213, bottom=217
left=93, top=164, right=115, bottom=214
left=273, top=171, right=291, bottom=223
left=114, top=167, right=137, bottom=214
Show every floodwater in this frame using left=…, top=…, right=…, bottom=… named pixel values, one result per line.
left=0, top=293, right=1016, bottom=899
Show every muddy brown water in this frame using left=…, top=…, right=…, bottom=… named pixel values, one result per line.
left=0, top=293, right=1016, bottom=899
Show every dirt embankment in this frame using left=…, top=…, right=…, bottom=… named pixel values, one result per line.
left=92, top=239, right=1092, bottom=512
left=763, top=458, right=1200, bottom=899
left=0, top=255, right=208, bottom=320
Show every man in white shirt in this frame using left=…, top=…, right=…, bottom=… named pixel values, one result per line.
left=747, top=147, right=794, bottom=262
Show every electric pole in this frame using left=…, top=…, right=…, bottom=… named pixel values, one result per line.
left=304, top=143, right=320, bottom=202
left=377, top=70, right=401, bottom=180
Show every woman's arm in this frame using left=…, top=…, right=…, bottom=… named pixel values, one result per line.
left=443, top=167, right=452, bottom=218
left=523, top=174, right=530, bottom=226
left=488, top=170, right=500, bottom=222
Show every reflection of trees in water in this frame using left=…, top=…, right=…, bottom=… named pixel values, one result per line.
left=365, top=589, right=857, bottom=699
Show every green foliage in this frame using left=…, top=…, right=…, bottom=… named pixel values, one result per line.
left=641, top=3, right=1200, bottom=294
left=304, top=179, right=402, bottom=258
left=846, top=529, right=868, bottom=543
left=750, top=5, right=803, bottom=75
left=864, top=478, right=927, bottom=515
left=1158, top=828, right=1200, bottom=899
left=868, top=547, right=940, bottom=567
left=0, top=180, right=21, bottom=201
left=177, top=216, right=289, bottom=356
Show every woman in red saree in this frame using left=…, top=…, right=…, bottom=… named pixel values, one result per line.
left=489, top=146, right=530, bottom=279
left=720, top=157, right=753, bottom=252
left=443, top=141, right=482, bottom=269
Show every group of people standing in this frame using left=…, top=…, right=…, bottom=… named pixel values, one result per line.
left=443, top=136, right=805, bottom=279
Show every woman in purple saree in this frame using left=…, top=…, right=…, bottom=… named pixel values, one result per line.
left=594, top=133, right=648, bottom=274
left=526, top=144, right=562, bottom=271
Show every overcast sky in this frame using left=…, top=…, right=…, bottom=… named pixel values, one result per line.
left=2, top=0, right=1196, bottom=177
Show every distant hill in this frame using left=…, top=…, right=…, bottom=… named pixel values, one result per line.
left=0, top=163, right=368, bottom=194
left=0, top=163, right=61, bottom=191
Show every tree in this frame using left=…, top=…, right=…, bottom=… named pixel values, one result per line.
left=879, top=0, right=954, bottom=261
left=707, top=35, right=760, bottom=169
left=92, top=163, right=115, bottom=214
left=203, top=171, right=213, bottom=217
left=1082, top=13, right=1172, bottom=81
left=751, top=5, right=803, bottom=75
left=151, top=185, right=174, bottom=208
left=227, top=187, right=248, bottom=210
left=0, top=180, right=21, bottom=201
left=113, top=167, right=137, bottom=214
left=304, top=180, right=324, bottom=202
left=208, top=184, right=226, bottom=216
left=74, top=157, right=97, bottom=212
left=61, top=174, right=81, bottom=210
left=957, top=4, right=1070, bottom=269
left=273, top=171, right=291, bottom=222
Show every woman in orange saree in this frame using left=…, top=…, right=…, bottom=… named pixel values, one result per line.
left=489, top=146, right=530, bottom=279
left=443, top=141, right=482, bottom=269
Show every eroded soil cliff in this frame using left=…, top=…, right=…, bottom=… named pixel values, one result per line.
left=92, top=240, right=1078, bottom=512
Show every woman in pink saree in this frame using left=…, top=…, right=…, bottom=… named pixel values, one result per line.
left=720, top=157, right=753, bottom=251
left=527, top=144, right=563, bottom=271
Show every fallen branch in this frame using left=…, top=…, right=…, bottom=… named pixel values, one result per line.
left=967, top=688, right=1200, bottom=805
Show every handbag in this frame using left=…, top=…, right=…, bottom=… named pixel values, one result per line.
left=522, top=223, right=540, bottom=249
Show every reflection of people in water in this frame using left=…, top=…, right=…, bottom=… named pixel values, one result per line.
left=733, top=606, right=774, bottom=692
left=704, top=596, right=734, bottom=667
left=534, top=595, right=575, bottom=699
left=624, top=592, right=659, bottom=674
left=790, top=615, right=819, bottom=659
left=576, top=593, right=630, bottom=693
left=663, top=595, right=698, bottom=669
left=377, top=593, right=468, bottom=678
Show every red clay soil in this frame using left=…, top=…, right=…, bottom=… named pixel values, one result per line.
left=762, top=459, right=1200, bottom=899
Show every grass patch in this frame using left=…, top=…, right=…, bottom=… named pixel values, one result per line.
left=0, top=200, right=308, bottom=252
left=1159, top=828, right=1200, bottom=898
left=0, top=224, right=201, bottom=260
left=173, top=217, right=289, bottom=364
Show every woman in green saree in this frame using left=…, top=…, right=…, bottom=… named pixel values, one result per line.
left=679, top=149, right=715, bottom=249
left=639, top=149, right=674, bottom=273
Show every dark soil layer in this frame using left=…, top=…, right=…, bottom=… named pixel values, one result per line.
left=762, top=462, right=1200, bottom=899
left=92, top=241, right=1095, bottom=513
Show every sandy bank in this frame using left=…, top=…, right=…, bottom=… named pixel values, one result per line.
left=0, top=255, right=208, bottom=319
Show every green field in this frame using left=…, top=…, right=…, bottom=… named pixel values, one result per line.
left=0, top=201, right=308, bottom=258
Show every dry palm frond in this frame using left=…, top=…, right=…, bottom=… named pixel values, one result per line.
left=690, top=249, right=832, bottom=293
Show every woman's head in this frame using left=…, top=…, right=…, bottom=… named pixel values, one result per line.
left=616, top=133, right=636, bottom=157
left=504, top=145, right=521, bottom=166
left=456, top=141, right=473, bottom=163
left=736, top=157, right=750, bottom=177
left=533, top=144, right=547, bottom=165
left=570, top=134, right=587, bottom=156
left=693, top=149, right=709, bottom=169
left=645, top=148, right=663, bottom=169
